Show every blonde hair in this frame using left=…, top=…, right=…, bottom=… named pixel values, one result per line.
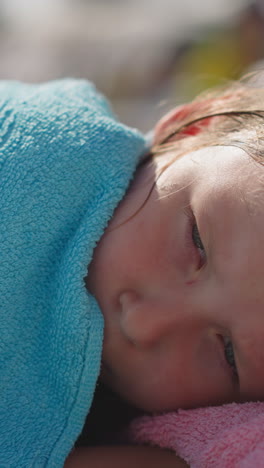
left=152, top=71, right=264, bottom=167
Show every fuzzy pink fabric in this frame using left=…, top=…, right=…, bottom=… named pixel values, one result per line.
left=129, top=402, right=264, bottom=467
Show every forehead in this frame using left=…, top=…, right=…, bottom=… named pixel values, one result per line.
left=186, top=146, right=264, bottom=212
left=157, top=145, right=264, bottom=219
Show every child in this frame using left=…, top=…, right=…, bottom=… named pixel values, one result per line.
left=1, top=72, right=264, bottom=467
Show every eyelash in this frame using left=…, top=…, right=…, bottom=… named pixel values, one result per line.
left=192, top=223, right=204, bottom=251
left=191, top=221, right=206, bottom=268
left=223, top=336, right=239, bottom=381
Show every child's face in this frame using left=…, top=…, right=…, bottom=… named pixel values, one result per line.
left=87, top=145, right=264, bottom=412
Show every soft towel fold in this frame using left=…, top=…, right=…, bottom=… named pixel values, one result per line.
left=129, top=401, right=264, bottom=467
left=0, top=79, right=146, bottom=467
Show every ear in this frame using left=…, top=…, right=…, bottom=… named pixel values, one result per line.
left=154, top=100, right=214, bottom=146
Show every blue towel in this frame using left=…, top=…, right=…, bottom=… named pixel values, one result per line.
left=0, top=79, right=146, bottom=467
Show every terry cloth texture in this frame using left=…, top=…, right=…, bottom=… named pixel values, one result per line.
left=0, top=79, right=146, bottom=467
left=129, top=402, right=264, bottom=467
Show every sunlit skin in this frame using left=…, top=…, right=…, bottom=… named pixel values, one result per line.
left=87, top=144, right=264, bottom=413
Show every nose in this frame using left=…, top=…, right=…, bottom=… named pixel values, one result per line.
left=119, top=289, right=198, bottom=348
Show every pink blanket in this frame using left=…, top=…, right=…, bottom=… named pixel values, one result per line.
left=129, top=402, right=264, bottom=467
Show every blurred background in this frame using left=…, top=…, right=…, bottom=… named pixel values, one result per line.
left=0, top=0, right=263, bottom=131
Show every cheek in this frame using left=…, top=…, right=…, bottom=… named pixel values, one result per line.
left=120, top=341, right=190, bottom=412
left=108, top=213, right=161, bottom=277
left=118, top=359, right=181, bottom=412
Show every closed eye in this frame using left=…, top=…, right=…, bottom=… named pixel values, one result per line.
left=223, top=336, right=239, bottom=383
left=192, top=221, right=206, bottom=268
left=192, top=222, right=204, bottom=251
